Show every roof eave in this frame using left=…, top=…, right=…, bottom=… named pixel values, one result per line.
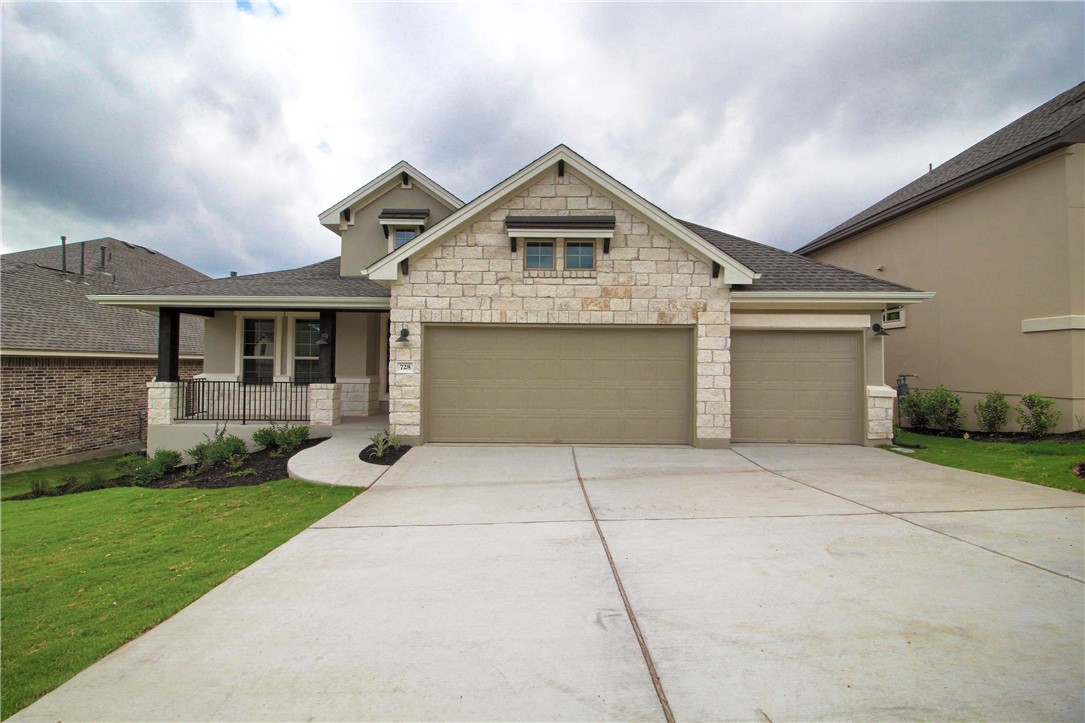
left=731, top=291, right=935, bottom=308
left=317, top=161, right=464, bottom=231
left=798, top=130, right=1085, bottom=256
left=88, top=294, right=391, bottom=312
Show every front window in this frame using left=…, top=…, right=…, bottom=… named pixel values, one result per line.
left=565, top=241, right=595, bottom=270
left=525, top=240, right=555, bottom=269
left=242, top=318, right=275, bottom=384
left=394, top=228, right=416, bottom=248
left=293, top=319, right=320, bottom=384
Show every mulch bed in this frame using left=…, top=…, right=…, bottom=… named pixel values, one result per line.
left=359, top=444, right=412, bottom=466
left=7, top=438, right=325, bottom=500
left=902, top=427, right=1085, bottom=444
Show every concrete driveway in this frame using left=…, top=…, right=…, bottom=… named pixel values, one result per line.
left=13, top=445, right=1084, bottom=722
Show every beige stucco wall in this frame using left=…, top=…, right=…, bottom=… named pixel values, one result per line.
left=387, top=169, right=733, bottom=447
left=202, top=312, right=236, bottom=376
left=809, top=145, right=1085, bottom=432
left=339, top=186, right=456, bottom=276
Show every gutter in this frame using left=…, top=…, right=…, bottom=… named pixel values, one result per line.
left=87, top=294, right=392, bottom=312
left=731, top=291, right=935, bottom=307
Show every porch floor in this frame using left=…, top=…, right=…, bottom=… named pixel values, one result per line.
left=286, top=415, right=390, bottom=488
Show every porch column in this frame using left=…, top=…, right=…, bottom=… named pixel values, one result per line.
left=318, top=309, right=336, bottom=383
left=157, top=308, right=181, bottom=382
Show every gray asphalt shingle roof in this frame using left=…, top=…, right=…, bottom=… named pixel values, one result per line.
left=126, top=257, right=390, bottom=298
left=2, top=238, right=208, bottom=355
left=683, top=222, right=916, bottom=293
left=801, top=81, right=1085, bottom=253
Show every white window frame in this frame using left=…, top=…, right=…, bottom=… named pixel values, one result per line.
left=882, top=306, right=906, bottom=329
left=236, top=314, right=282, bottom=383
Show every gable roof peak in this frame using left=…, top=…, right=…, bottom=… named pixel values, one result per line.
left=318, top=159, right=464, bottom=233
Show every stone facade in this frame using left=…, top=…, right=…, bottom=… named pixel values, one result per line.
left=307, top=383, right=342, bottom=427
left=866, top=385, right=896, bottom=442
left=388, top=170, right=732, bottom=446
left=1, top=356, right=202, bottom=469
left=339, top=377, right=380, bottom=417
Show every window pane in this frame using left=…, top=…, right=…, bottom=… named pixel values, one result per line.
left=294, top=358, right=320, bottom=385
left=526, top=241, right=554, bottom=269
left=294, top=320, right=320, bottom=358
left=395, top=229, right=416, bottom=248
left=243, top=319, right=275, bottom=358
left=566, top=242, right=594, bottom=270
left=242, top=359, right=274, bottom=384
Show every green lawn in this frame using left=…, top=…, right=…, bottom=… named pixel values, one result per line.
left=889, top=430, right=1085, bottom=493
left=0, top=455, right=129, bottom=499
left=1, top=465, right=359, bottom=720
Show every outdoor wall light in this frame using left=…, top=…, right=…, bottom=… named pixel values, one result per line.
left=316, top=334, right=331, bottom=346
left=872, top=323, right=889, bottom=337
left=395, top=328, right=410, bottom=343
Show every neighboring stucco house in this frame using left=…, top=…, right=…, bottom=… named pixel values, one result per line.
left=798, top=82, right=1085, bottom=433
left=95, top=146, right=929, bottom=452
left=1, top=238, right=207, bottom=469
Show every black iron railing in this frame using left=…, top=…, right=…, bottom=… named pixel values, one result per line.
left=176, top=380, right=309, bottom=423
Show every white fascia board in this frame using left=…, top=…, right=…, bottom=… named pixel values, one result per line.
left=317, top=161, right=464, bottom=229
left=513, top=229, right=615, bottom=239
left=365, top=145, right=759, bottom=285
left=378, top=217, right=427, bottom=226
left=731, top=291, right=935, bottom=307
left=87, top=295, right=391, bottom=311
left=1021, top=315, right=1085, bottom=332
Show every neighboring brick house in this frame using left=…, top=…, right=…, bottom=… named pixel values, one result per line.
left=1, top=238, right=207, bottom=469
left=95, top=146, right=930, bottom=453
left=798, top=82, right=1085, bottom=432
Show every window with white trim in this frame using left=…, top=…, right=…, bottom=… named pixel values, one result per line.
left=293, top=319, right=320, bottom=384
left=882, top=307, right=906, bottom=329
left=394, top=228, right=416, bottom=249
left=242, top=318, right=275, bottom=384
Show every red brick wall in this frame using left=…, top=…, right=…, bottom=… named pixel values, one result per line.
left=1, top=356, right=203, bottom=468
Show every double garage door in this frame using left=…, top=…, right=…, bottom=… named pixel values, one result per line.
left=424, top=326, right=692, bottom=444
left=422, top=326, right=862, bottom=445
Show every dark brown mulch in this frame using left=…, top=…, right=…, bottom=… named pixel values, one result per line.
left=145, top=438, right=324, bottom=489
left=6, top=439, right=325, bottom=500
left=359, top=444, right=412, bottom=466
left=903, top=427, right=1085, bottom=444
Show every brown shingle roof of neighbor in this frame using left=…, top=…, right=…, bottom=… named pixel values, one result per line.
left=799, top=81, right=1085, bottom=254
left=682, top=221, right=917, bottom=293
left=1, top=237, right=209, bottom=355
left=119, top=257, right=391, bottom=299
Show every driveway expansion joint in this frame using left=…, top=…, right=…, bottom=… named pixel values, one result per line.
left=571, top=446, right=676, bottom=723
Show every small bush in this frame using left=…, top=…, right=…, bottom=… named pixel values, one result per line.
left=1016, top=393, right=1062, bottom=436
left=28, top=478, right=51, bottom=498
left=369, top=431, right=392, bottom=458
left=187, top=426, right=248, bottom=470
left=117, top=449, right=182, bottom=486
left=898, top=390, right=930, bottom=429
left=386, top=433, right=403, bottom=451
left=974, top=391, right=1010, bottom=433
left=252, top=422, right=310, bottom=453
left=925, top=385, right=964, bottom=432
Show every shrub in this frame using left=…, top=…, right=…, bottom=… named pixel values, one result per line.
left=186, top=427, right=248, bottom=470
left=29, top=478, right=51, bottom=498
left=369, top=431, right=392, bottom=458
left=925, top=385, right=964, bottom=432
left=117, top=449, right=182, bottom=486
left=1016, top=393, right=1062, bottom=436
left=974, top=391, right=1010, bottom=433
left=898, top=390, right=930, bottom=429
left=252, top=422, right=310, bottom=453
left=898, top=386, right=963, bottom=432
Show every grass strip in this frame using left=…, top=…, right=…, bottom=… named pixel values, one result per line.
left=889, top=430, right=1084, bottom=493
left=1, top=479, right=358, bottom=719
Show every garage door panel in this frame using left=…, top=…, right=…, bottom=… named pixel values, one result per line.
left=424, top=326, right=692, bottom=444
left=731, top=331, right=861, bottom=444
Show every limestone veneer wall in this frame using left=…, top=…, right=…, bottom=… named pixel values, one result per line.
left=388, top=170, right=733, bottom=446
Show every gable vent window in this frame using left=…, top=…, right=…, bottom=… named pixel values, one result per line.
left=394, top=229, right=417, bottom=249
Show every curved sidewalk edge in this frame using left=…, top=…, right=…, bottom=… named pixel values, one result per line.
left=288, top=432, right=388, bottom=489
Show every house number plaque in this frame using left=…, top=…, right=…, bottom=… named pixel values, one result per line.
left=396, top=361, right=416, bottom=374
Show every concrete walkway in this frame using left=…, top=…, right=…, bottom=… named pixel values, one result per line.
left=287, top=416, right=390, bottom=488
left=13, top=444, right=1084, bottom=722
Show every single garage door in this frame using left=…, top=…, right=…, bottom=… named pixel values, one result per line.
left=731, top=330, right=861, bottom=444
left=424, top=325, right=692, bottom=444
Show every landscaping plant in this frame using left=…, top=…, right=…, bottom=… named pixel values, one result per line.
left=1016, top=393, right=1062, bottom=436
left=899, top=385, right=963, bottom=432
left=898, top=390, right=930, bottom=429
left=369, top=431, right=392, bottom=458
left=116, top=449, right=183, bottom=486
left=186, top=427, right=248, bottom=470
left=252, top=422, right=311, bottom=455
left=974, top=390, right=1011, bottom=433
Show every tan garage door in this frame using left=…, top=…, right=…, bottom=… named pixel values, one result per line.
left=424, top=325, right=692, bottom=444
left=731, top=330, right=861, bottom=444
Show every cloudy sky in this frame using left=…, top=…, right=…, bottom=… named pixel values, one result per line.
left=3, top=1, right=1082, bottom=279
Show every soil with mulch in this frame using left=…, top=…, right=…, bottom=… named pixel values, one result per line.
left=1074, top=462, right=1085, bottom=480
left=7, top=438, right=325, bottom=500
left=902, top=427, right=1085, bottom=444
left=359, top=444, right=412, bottom=466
